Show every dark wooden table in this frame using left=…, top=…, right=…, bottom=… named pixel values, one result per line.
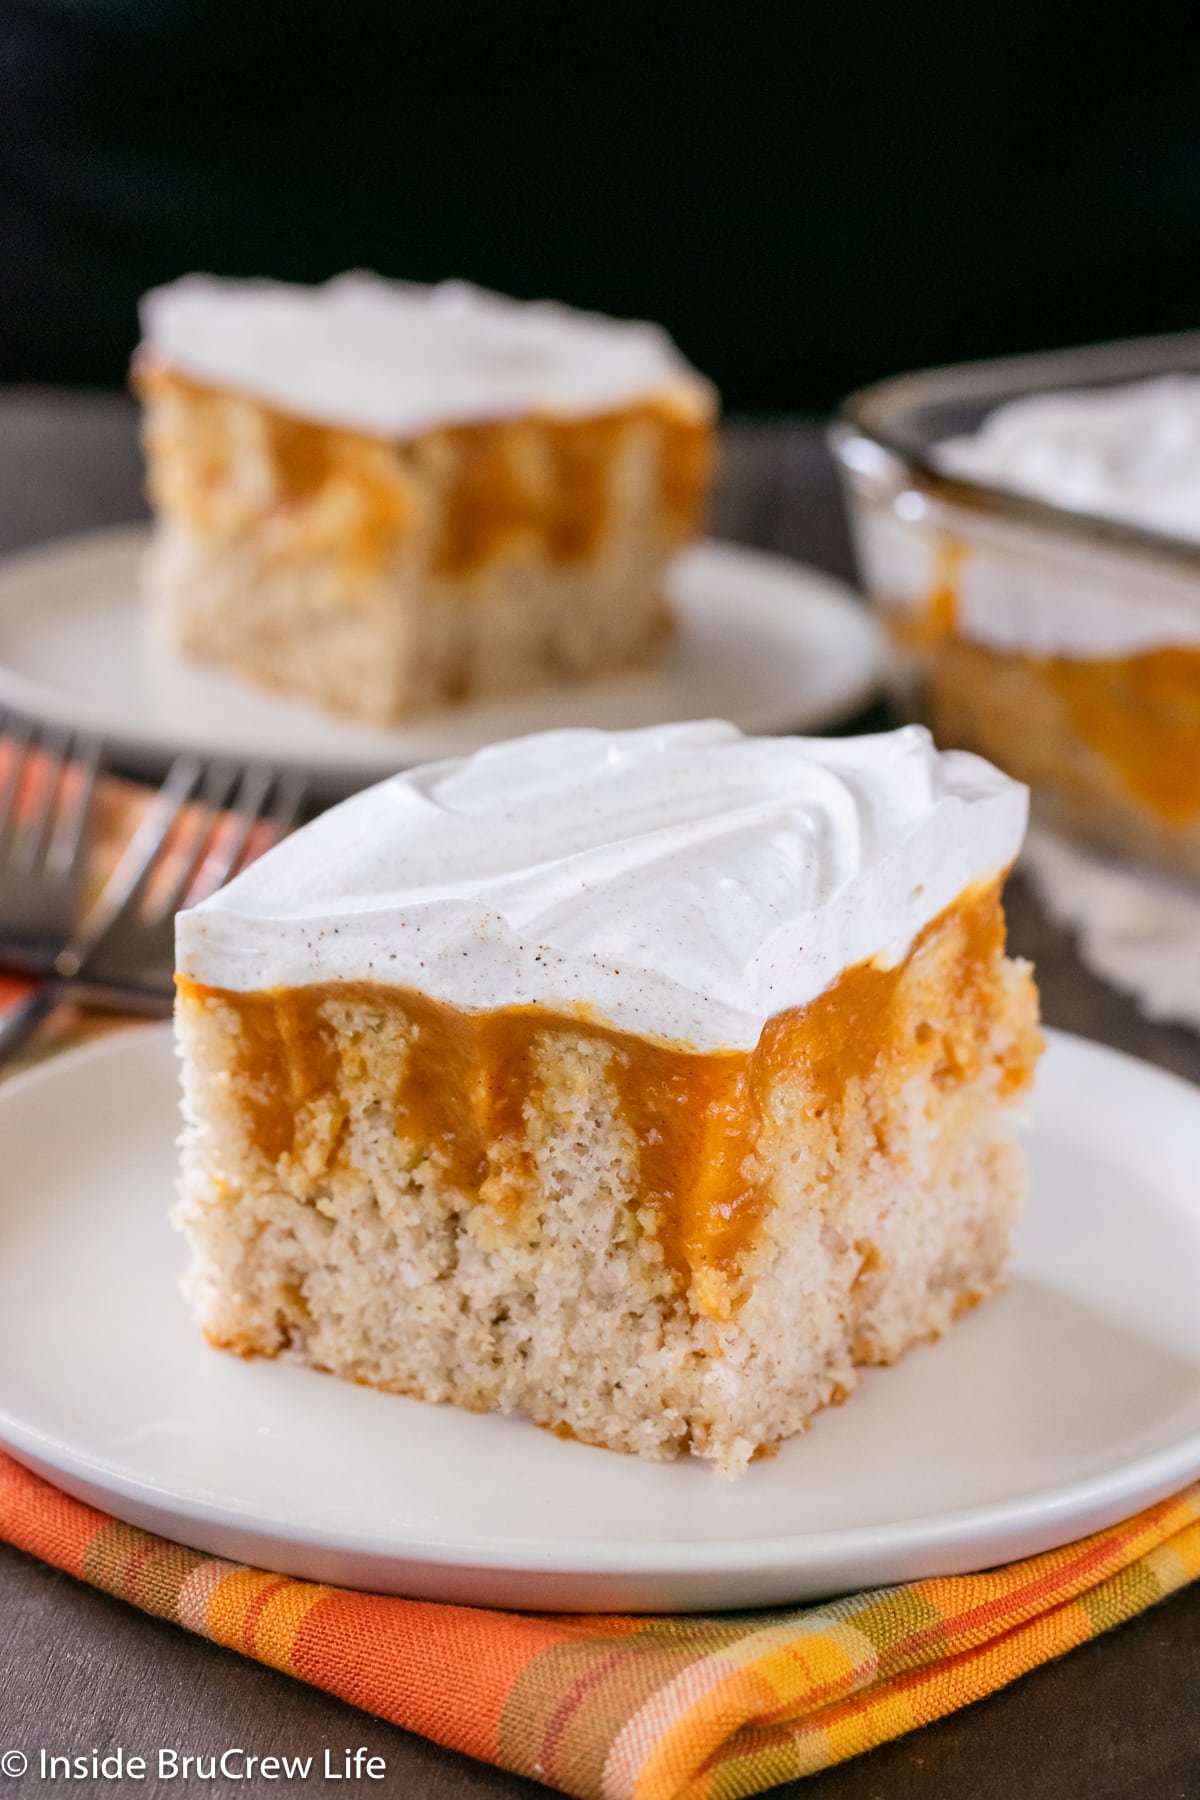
left=1, top=395, right=1198, bottom=1800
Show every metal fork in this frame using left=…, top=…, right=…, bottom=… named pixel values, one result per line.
left=0, top=712, right=101, bottom=972
left=0, top=752, right=305, bottom=1064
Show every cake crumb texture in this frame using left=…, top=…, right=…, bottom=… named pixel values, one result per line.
left=174, top=881, right=1040, bottom=1476
left=138, top=367, right=713, bottom=722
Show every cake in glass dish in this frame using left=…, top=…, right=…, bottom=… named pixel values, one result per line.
left=173, top=720, right=1041, bottom=1476
left=134, top=275, right=716, bottom=723
left=835, top=349, right=1200, bottom=881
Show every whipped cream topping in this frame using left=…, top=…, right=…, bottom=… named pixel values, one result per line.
left=936, top=376, right=1200, bottom=543
left=951, top=545, right=1200, bottom=658
left=138, top=273, right=713, bottom=439
left=177, top=721, right=1027, bottom=1050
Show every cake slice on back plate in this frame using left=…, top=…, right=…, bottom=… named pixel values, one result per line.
left=134, top=275, right=716, bottom=722
left=173, top=721, right=1041, bottom=1476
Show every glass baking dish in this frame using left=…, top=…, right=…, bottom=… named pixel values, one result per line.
left=830, top=332, right=1200, bottom=879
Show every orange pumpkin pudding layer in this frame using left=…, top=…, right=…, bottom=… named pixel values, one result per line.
left=925, top=636, right=1200, bottom=876
left=134, top=275, right=715, bottom=724
left=173, top=723, right=1040, bottom=1475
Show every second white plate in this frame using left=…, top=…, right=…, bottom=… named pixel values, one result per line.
left=0, top=528, right=884, bottom=795
left=1, top=1026, right=1199, bottom=1612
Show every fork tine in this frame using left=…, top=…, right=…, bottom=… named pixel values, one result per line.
left=45, top=732, right=101, bottom=878
left=148, top=761, right=240, bottom=921
left=0, top=717, right=101, bottom=971
left=266, top=772, right=307, bottom=843
left=12, top=725, right=70, bottom=875
left=56, top=755, right=203, bottom=978
left=188, top=763, right=275, bottom=903
left=0, top=712, right=32, bottom=851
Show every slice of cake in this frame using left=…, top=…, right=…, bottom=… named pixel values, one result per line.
left=174, top=721, right=1041, bottom=1476
left=134, top=275, right=716, bottom=722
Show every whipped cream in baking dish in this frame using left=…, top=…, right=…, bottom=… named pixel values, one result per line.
left=936, top=376, right=1200, bottom=543
left=138, top=274, right=712, bottom=438
left=855, top=375, right=1200, bottom=660
left=177, top=721, right=1026, bottom=1050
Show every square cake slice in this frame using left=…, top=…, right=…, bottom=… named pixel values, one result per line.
left=174, top=721, right=1041, bottom=1476
left=134, top=275, right=716, bottom=722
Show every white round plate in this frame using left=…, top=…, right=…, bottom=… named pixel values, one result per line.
left=0, top=528, right=884, bottom=796
left=2, top=1026, right=1199, bottom=1612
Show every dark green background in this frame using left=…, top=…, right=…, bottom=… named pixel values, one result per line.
left=3, top=0, right=1199, bottom=409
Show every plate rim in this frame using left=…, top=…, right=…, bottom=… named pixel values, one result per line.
left=1, top=1023, right=1199, bottom=1596
left=0, top=525, right=886, bottom=797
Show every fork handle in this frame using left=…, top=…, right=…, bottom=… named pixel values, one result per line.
left=0, top=984, right=59, bottom=1068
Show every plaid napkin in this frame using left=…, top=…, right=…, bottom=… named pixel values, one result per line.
left=1, top=1454, right=1198, bottom=1799
left=3, top=764, right=1200, bottom=1796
